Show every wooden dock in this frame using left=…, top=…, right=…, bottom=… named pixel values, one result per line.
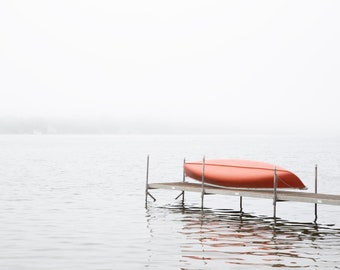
left=144, top=156, right=340, bottom=221
left=148, top=182, right=340, bottom=206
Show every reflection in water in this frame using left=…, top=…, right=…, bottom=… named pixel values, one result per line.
left=146, top=204, right=340, bottom=269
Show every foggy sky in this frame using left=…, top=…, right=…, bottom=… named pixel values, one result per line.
left=1, top=1, right=340, bottom=134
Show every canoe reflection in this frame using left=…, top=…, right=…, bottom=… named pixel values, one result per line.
left=146, top=205, right=340, bottom=268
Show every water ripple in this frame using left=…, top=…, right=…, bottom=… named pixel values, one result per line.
left=146, top=204, right=340, bottom=269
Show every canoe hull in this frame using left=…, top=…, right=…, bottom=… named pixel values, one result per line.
left=184, top=159, right=306, bottom=189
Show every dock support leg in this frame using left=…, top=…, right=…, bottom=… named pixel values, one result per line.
left=314, top=164, right=318, bottom=223
left=175, top=158, right=186, bottom=204
left=201, top=156, right=206, bottom=210
left=273, top=166, right=278, bottom=223
left=145, top=155, right=156, bottom=206
left=240, top=196, right=243, bottom=213
left=182, top=158, right=186, bottom=204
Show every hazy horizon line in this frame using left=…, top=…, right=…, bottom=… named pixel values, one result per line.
left=0, top=116, right=338, bottom=136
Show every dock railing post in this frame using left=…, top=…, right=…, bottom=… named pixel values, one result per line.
left=273, top=166, right=278, bottom=222
left=201, top=156, right=206, bottom=210
left=314, top=164, right=318, bottom=222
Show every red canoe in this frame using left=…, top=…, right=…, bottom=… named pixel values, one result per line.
left=184, top=159, right=306, bottom=189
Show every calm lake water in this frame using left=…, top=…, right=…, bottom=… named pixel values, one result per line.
left=0, top=134, right=340, bottom=269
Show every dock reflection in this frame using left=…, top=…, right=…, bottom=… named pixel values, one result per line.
left=146, top=204, right=340, bottom=269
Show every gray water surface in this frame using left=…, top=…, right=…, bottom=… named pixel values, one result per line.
left=0, top=134, right=339, bottom=269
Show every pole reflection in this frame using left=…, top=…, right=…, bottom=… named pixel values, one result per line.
left=146, top=204, right=340, bottom=269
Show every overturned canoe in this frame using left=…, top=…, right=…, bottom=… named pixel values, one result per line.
left=184, top=159, right=306, bottom=189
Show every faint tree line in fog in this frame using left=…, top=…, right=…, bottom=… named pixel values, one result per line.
left=0, top=116, right=216, bottom=134
left=0, top=117, right=145, bottom=134
left=0, top=116, right=272, bottom=135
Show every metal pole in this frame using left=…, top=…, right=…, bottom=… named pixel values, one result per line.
left=175, top=158, right=186, bottom=202
left=145, top=155, right=156, bottom=204
left=314, top=164, right=318, bottom=222
left=240, top=196, right=243, bottom=212
left=182, top=158, right=186, bottom=204
left=273, top=166, right=277, bottom=222
left=145, top=155, right=150, bottom=204
left=201, top=156, right=205, bottom=210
